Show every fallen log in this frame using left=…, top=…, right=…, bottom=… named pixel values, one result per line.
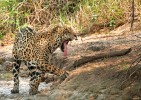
left=60, top=47, right=132, bottom=70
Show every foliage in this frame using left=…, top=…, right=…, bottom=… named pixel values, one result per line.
left=0, top=0, right=141, bottom=37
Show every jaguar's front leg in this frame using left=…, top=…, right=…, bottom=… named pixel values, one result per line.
left=28, top=62, right=44, bottom=95
left=45, top=64, right=69, bottom=89
left=41, top=64, right=69, bottom=83
left=11, top=60, right=21, bottom=93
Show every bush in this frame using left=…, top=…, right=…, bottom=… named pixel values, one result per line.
left=0, top=0, right=140, bottom=36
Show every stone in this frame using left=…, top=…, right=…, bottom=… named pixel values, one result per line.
left=0, top=64, right=4, bottom=71
left=3, top=61, right=13, bottom=71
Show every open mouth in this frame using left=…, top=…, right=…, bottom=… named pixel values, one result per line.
left=61, top=40, right=69, bottom=52
left=61, top=40, right=71, bottom=57
left=60, top=35, right=77, bottom=57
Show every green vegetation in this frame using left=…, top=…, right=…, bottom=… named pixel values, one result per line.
left=0, top=72, right=12, bottom=80
left=0, top=0, right=141, bottom=38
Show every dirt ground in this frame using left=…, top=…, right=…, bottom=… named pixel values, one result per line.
left=0, top=23, right=141, bottom=100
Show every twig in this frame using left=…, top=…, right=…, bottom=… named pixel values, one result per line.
left=126, top=56, right=141, bottom=78
left=120, top=55, right=141, bottom=89
left=130, top=0, right=134, bottom=31
left=121, top=52, right=141, bottom=89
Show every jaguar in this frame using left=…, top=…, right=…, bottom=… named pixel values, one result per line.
left=11, top=25, right=77, bottom=95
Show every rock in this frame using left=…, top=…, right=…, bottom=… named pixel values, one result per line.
left=87, top=45, right=104, bottom=51
left=0, top=58, right=5, bottom=64
left=4, top=57, right=13, bottom=62
left=0, top=64, right=4, bottom=71
left=3, top=61, right=13, bottom=71
left=1, top=42, right=4, bottom=46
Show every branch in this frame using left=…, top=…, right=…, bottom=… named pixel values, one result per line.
left=130, top=0, right=134, bottom=31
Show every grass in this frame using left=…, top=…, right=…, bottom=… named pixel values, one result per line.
left=0, top=72, right=12, bottom=80
left=0, top=0, right=141, bottom=37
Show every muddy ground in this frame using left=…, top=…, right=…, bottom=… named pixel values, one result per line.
left=0, top=23, right=141, bottom=100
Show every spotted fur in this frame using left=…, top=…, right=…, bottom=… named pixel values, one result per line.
left=11, top=26, right=76, bottom=95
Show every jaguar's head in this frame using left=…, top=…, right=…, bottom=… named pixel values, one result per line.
left=56, top=26, right=77, bottom=56
left=61, top=27, right=77, bottom=52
